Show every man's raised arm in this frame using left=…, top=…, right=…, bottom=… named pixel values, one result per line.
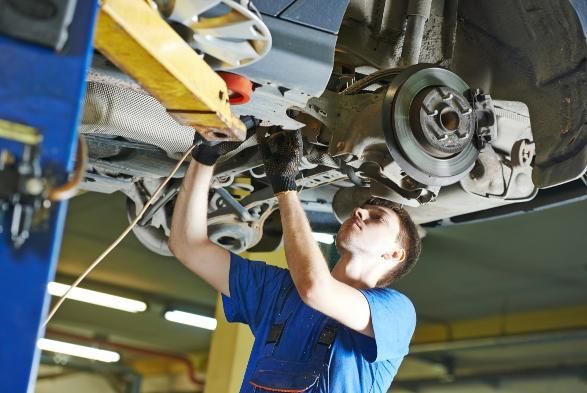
left=259, top=130, right=374, bottom=336
left=168, top=144, right=231, bottom=296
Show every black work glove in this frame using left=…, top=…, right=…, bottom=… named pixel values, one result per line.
left=258, top=127, right=303, bottom=194
left=192, top=139, right=221, bottom=166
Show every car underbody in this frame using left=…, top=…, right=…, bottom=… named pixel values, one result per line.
left=79, top=0, right=587, bottom=255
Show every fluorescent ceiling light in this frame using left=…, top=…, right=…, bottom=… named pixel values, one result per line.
left=164, top=310, right=217, bottom=330
left=313, top=232, right=335, bottom=245
left=38, top=338, right=120, bottom=363
left=48, top=282, right=147, bottom=313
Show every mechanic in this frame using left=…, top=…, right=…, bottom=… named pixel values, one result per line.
left=168, top=129, right=422, bottom=392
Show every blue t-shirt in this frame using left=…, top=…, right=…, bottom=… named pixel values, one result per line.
left=222, top=253, right=416, bottom=393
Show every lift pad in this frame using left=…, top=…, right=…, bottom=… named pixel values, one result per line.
left=95, top=0, right=247, bottom=142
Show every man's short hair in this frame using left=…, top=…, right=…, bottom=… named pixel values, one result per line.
left=362, top=197, right=422, bottom=286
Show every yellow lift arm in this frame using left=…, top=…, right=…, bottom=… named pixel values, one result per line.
left=94, top=0, right=246, bottom=142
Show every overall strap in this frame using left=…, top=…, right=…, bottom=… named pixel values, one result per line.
left=262, top=277, right=297, bottom=357
left=251, top=278, right=339, bottom=393
left=307, top=319, right=338, bottom=364
left=274, top=277, right=296, bottom=324
left=263, top=276, right=339, bottom=364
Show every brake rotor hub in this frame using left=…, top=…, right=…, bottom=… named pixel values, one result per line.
left=383, top=65, right=480, bottom=186
left=410, top=86, right=475, bottom=158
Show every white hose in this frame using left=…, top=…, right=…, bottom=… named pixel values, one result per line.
left=43, top=146, right=195, bottom=327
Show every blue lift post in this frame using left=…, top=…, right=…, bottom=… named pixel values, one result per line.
left=0, top=1, right=98, bottom=392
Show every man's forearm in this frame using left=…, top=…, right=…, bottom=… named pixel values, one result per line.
left=169, top=154, right=230, bottom=295
left=169, top=160, right=214, bottom=253
left=277, top=191, right=332, bottom=299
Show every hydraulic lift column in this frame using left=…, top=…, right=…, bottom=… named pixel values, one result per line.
left=0, top=1, right=98, bottom=392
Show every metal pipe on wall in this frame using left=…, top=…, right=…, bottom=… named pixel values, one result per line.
left=396, top=364, right=587, bottom=391
left=40, top=353, right=142, bottom=393
left=45, top=329, right=204, bottom=388
left=410, top=328, right=587, bottom=354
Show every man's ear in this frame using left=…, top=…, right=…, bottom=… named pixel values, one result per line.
left=383, top=249, right=406, bottom=262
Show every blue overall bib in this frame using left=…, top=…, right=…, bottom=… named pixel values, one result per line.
left=248, top=279, right=338, bottom=393
left=223, top=253, right=417, bottom=392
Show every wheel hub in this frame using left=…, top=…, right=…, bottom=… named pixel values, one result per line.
left=410, top=86, right=475, bottom=158
left=383, top=65, right=480, bottom=186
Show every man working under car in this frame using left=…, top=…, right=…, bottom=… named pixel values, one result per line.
left=168, top=129, right=422, bottom=392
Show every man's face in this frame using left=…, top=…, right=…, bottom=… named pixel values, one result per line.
left=336, top=204, right=402, bottom=257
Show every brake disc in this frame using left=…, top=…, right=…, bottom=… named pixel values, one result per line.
left=383, top=65, right=479, bottom=186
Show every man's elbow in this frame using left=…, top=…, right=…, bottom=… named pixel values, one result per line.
left=168, top=236, right=185, bottom=260
left=168, top=235, right=195, bottom=261
left=169, top=236, right=214, bottom=262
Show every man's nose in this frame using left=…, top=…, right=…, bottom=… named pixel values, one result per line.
left=352, top=207, right=367, bottom=221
